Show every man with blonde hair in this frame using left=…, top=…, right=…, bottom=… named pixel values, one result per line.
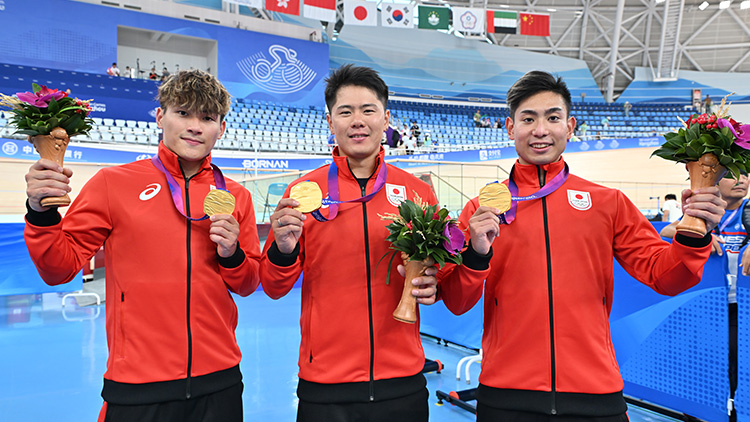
left=24, top=69, right=261, bottom=422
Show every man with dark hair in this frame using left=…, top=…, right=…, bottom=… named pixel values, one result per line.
left=661, top=193, right=682, bottom=223
left=260, top=64, right=470, bottom=422
left=439, top=70, right=726, bottom=421
left=24, top=69, right=261, bottom=422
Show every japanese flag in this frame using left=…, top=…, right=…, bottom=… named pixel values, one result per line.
left=344, top=0, right=378, bottom=26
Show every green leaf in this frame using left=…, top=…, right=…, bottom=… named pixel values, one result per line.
left=32, top=83, right=41, bottom=93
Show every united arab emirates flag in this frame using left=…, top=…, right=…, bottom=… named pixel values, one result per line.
left=417, top=5, right=450, bottom=30
left=487, top=10, right=517, bottom=34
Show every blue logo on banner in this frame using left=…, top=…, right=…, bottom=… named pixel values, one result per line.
left=2, top=141, right=18, bottom=156
left=237, top=44, right=317, bottom=94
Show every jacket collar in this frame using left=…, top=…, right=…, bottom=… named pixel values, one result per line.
left=512, top=156, right=567, bottom=188
left=156, top=142, right=213, bottom=179
left=331, top=146, right=385, bottom=181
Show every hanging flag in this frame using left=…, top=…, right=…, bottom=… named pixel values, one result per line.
left=344, top=0, right=378, bottom=26
left=452, top=7, right=485, bottom=34
left=304, top=0, right=336, bottom=22
left=520, top=13, right=550, bottom=36
left=486, top=10, right=517, bottom=34
left=226, top=0, right=263, bottom=9
left=381, top=3, right=413, bottom=28
left=265, top=0, right=300, bottom=15
left=417, top=5, right=450, bottom=30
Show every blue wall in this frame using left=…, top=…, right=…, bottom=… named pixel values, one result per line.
left=0, top=0, right=329, bottom=107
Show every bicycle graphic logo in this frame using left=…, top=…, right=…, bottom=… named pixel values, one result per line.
left=237, top=45, right=317, bottom=94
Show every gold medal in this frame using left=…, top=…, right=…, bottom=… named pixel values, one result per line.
left=290, top=181, right=323, bottom=213
left=478, top=183, right=512, bottom=213
left=203, top=189, right=236, bottom=216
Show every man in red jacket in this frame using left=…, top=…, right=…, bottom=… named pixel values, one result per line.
left=439, top=70, right=727, bottom=421
left=260, top=65, right=484, bottom=422
left=24, top=69, right=261, bottom=422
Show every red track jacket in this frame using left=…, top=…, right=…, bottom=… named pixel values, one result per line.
left=439, top=157, right=712, bottom=415
left=261, top=147, right=443, bottom=403
left=25, top=143, right=261, bottom=408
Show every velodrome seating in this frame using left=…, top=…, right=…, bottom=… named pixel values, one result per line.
left=0, top=63, right=687, bottom=155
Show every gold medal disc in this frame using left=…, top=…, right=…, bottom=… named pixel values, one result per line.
left=290, top=181, right=323, bottom=213
left=478, top=183, right=512, bottom=213
left=204, top=189, right=236, bottom=216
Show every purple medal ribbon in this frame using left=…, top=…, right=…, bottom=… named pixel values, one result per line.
left=497, top=162, right=570, bottom=224
left=151, top=154, right=229, bottom=221
left=311, top=158, right=388, bottom=222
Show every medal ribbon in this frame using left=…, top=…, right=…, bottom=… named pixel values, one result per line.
left=496, top=162, right=570, bottom=225
left=311, top=158, right=388, bottom=222
left=151, top=154, right=228, bottom=221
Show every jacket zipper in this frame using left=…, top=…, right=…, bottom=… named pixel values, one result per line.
left=183, top=169, right=195, bottom=400
left=538, top=165, right=557, bottom=415
left=360, top=180, right=376, bottom=402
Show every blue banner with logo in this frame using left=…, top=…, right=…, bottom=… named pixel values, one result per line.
left=1, top=135, right=667, bottom=171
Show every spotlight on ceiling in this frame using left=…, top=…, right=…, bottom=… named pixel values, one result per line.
left=655, top=0, right=665, bottom=3
left=741, top=0, right=750, bottom=8
left=698, top=1, right=710, bottom=10
left=719, top=1, right=730, bottom=9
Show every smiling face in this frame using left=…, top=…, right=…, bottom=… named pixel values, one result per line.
left=156, top=105, right=225, bottom=177
left=506, top=91, right=576, bottom=166
left=326, top=85, right=390, bottom=172
left=719, top=173, right=749, bottom=207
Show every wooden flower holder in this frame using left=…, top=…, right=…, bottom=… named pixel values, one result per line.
left=675, top=152, right=727, bottom=237
left=31, top=126, right=71, bottom=207
left=393, top=252, right=435, bottom=324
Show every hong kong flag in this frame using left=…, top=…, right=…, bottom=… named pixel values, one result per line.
left=266, top=0, right=300, bottom=16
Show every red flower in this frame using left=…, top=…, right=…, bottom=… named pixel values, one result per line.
left=406, top=222, right=413, bottom=230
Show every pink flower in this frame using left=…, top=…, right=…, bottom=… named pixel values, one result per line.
left=718, top=118, right=750, bottom=150
left=442, top=222, right=464, bottom=255
left=406, top=222, right=413, bottom=230
left=16, top=86, right=66, bottom=108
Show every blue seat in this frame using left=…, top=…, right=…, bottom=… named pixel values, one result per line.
left=262, top=182, right=289, bottom=221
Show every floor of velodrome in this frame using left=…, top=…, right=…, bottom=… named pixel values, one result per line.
left=0, top=146, right=689, bottom=421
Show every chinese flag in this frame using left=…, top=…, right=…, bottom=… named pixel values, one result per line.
left=265, top=0, right=300, bottom=16
left=519, top=13, right=549, bottom=36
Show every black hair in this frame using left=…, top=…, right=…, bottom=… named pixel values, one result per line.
left=324, top=64, right=388, bottom=113
left=506, top=70, right=572, bottom=120
left=665, top=193, right=677, bottom=200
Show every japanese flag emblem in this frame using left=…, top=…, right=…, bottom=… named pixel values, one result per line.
left=386, top=184, right=407, bottom=207
left=567, top=190, right=592, bottom=211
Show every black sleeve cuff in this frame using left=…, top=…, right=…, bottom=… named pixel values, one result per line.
left=217, top=241, right=246, bottom=269
left=267, top=241, right=300, bottom=267
left=461, top=242, right=493, bottom=271
left=25, top=199, right=61, bottom=227
left=674, top=232, right=712, bottom=248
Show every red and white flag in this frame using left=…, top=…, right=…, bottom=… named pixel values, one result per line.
left=304, top=0, right=336, bottom=22
left=344, top=0, right=378, bottom=26
left=265, top=0, right=300, bottom=16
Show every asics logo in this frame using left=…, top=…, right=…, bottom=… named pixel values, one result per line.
left=139, top=183, right=162, bottom=201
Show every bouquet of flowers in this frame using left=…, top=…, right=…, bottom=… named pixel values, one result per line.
left=1, top=84, right=94, bottom=207
left=380, top=194, right=464, bottom=323
left=652, top=94, right=750, bottom=236
left=0, top=83, right=93, bottom=137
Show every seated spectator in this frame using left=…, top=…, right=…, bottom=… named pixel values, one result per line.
left=493, top=118, right=502, bottom=129
left=480, top=117, right=491, bottom=128
left=409, top=121, right=421, bottom=140
left=162, top=67, right=171, bottom=79
left=601, top=116, right=609, bottom=128
left=124, top=66, right=134, bottom=78
left=149, top=67, right=159, bottom=80
left=107, top=62, right=120, bottom=76
left=403, top=135, right=416, bottom=155
left=579, top=121, right=588, bottom=138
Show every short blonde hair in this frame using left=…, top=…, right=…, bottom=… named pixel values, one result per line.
left=157, top=69, right=231, bottom=119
